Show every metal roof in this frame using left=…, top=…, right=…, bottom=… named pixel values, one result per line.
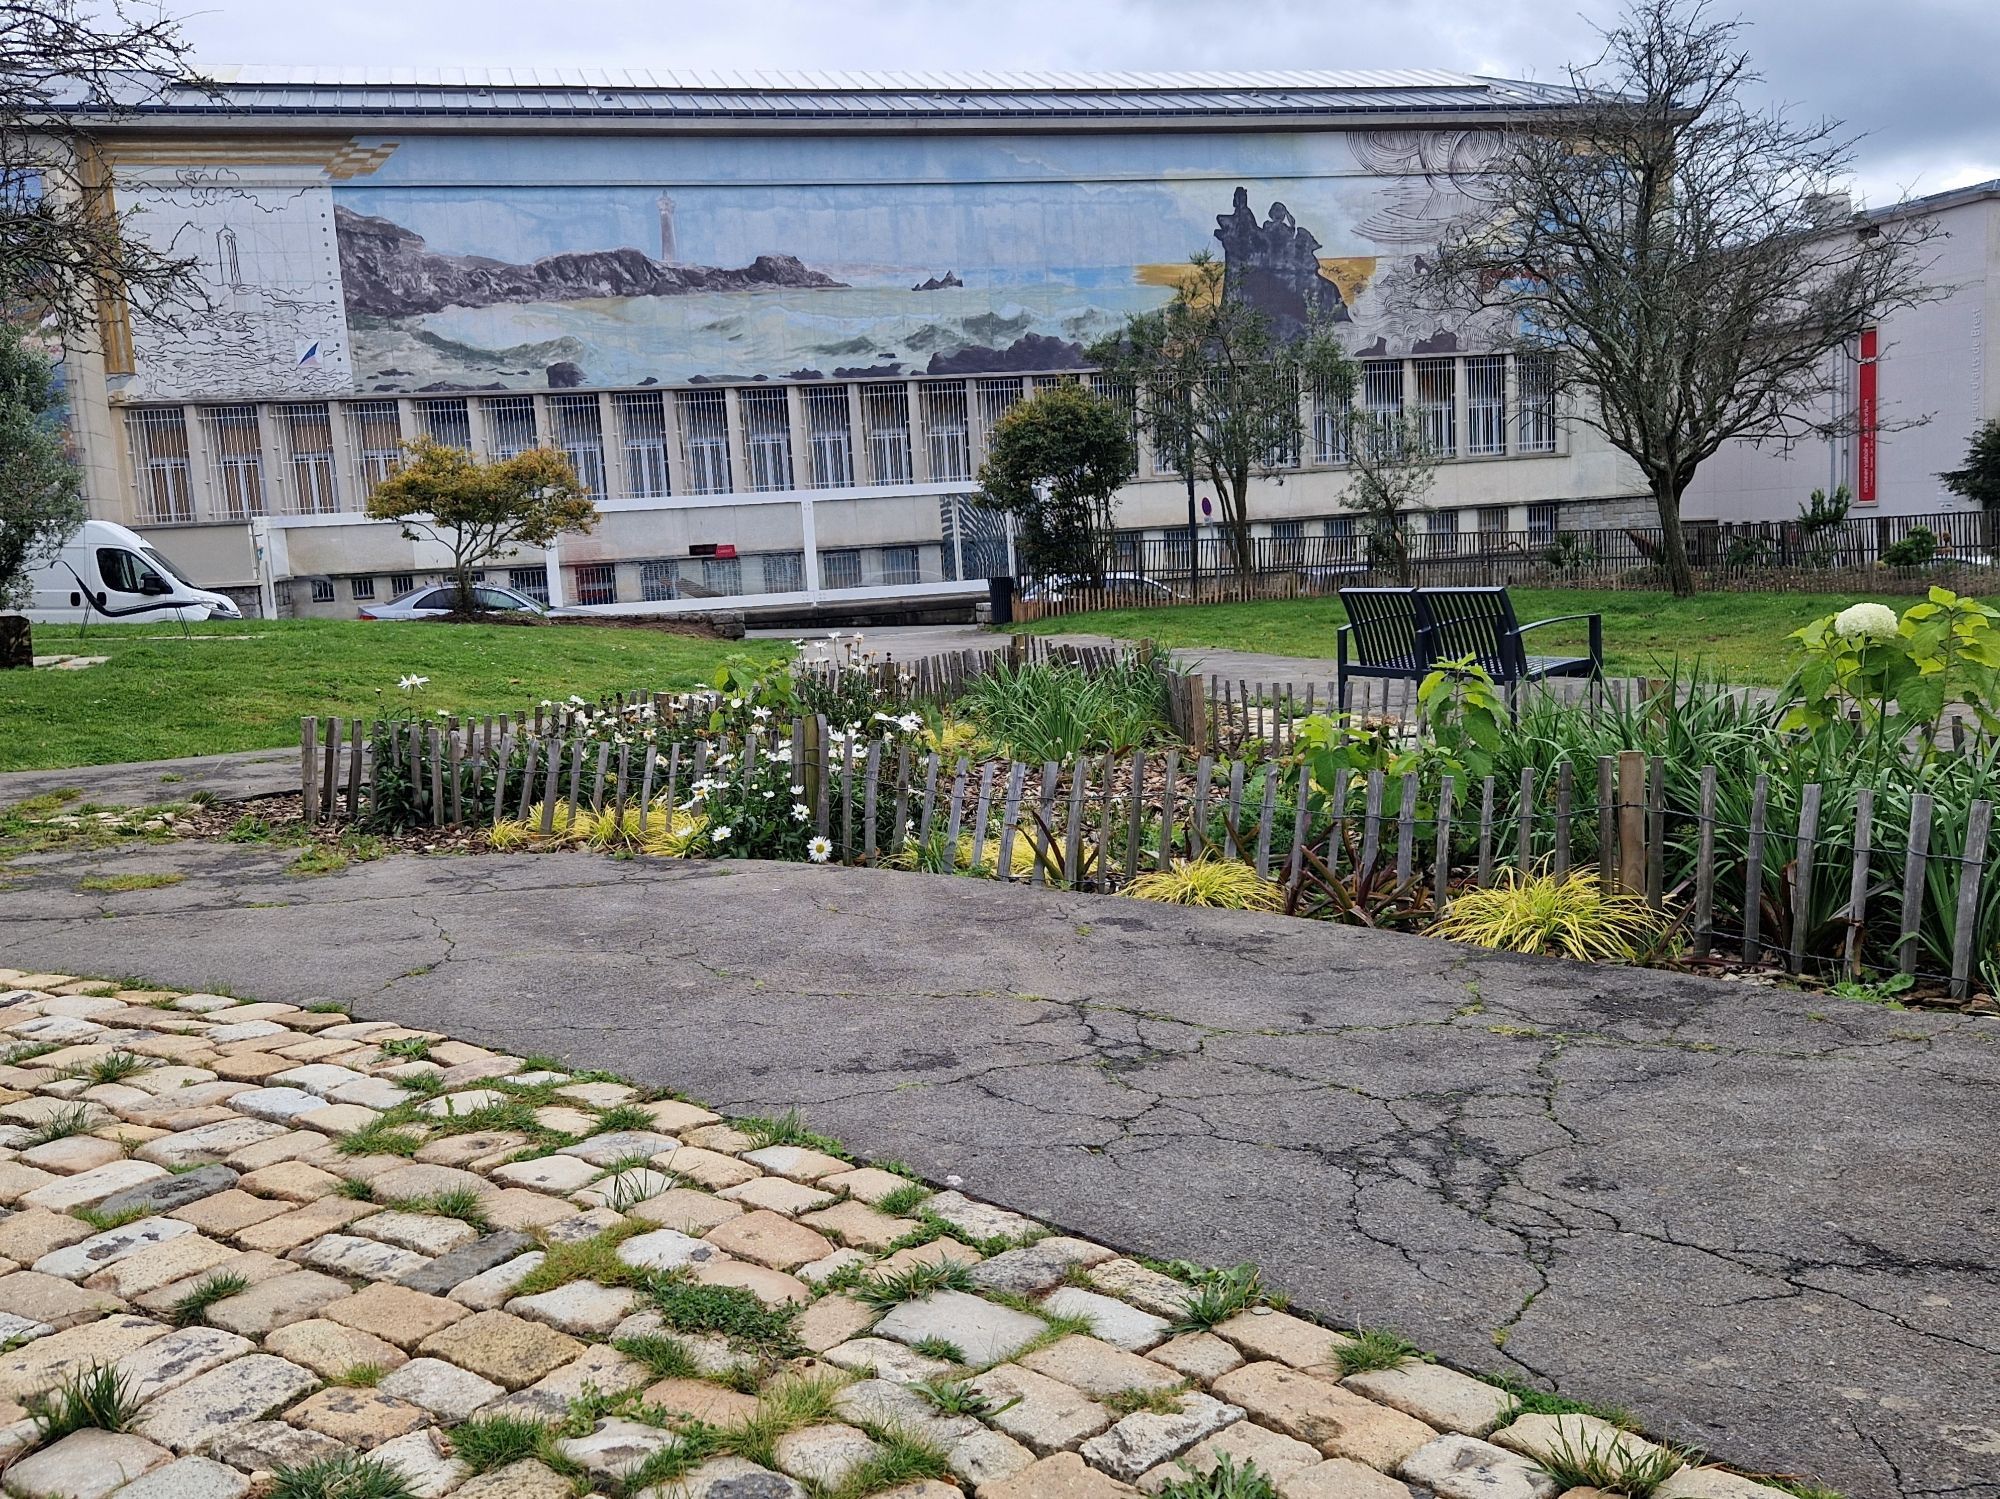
left=82, top=66, right=1587, bottom=123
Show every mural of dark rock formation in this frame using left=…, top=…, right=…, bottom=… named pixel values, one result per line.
left=1213, top=187, right=1348, bottom=340
left=334, top=206, right=846, bottom=319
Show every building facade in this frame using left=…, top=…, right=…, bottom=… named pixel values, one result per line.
left=57, top=68, right=1665, bottom=617
left=1685, top=179, right=2000, bottom=528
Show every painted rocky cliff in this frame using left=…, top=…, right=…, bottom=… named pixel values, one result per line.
left=335, top=206, right=847, bottom=319
left=1213, top=187, right=1348, bottom=340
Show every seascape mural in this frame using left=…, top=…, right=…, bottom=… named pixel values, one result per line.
left=116, top=129, right=1503, bottom=401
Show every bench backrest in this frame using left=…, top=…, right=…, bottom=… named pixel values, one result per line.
left=1417, top=587, right=1524, bottom=678
left=1338, top=587, right=1426, bottom=668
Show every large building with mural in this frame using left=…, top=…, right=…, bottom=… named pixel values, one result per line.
left=57, top=68, right=1676, bottom=616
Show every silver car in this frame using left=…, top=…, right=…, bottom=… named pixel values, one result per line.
left=358, top=583, right=551, bottom=620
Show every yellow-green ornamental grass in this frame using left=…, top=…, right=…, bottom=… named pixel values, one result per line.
left=1432, top=869, right=1666, bottom=962
left=1123, top=857, right=1285, bottom=911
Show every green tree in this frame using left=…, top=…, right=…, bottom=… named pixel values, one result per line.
left=1940, top=420, right=2000, bottom=517
left=365, top=437, right=597, bottom=614
left=1091, top=253, right=1353, bottom=581
left=974, top=382, right=1136, bottom=579
left=0, top=320, right=85, bottom=611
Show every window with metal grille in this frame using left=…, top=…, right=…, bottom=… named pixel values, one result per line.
left=1361, top=361, right=1405, bottom=458
left=763, top=551, right=804, bottom=593
left=1527, top=502, right=1561, bottom=547
left=1426, top=508, right=1462, bottom=556
left=344, top=401, right=404, bottom=493
left=821, top=549, right=863, bottom=590
left=739, top=387, right=793, bottom=492
left=550, top=394, right=606, bottom=497
left=613, top=393, right=671, bottom=498
left=198, top=405, right=266, bottom=518
left=879, top=545, right=922, bottom=585
left=125, top=408, right=194, bottom=523
left=803, top=384, right=854, bottom=488
left=1414, top=359, right=1457, bottom=458
left=349, top=576, right=376, bottom=601
left=1466, top=355, right=1507, bottom=456
left=507, top=566, right=549, bottom=604
left=310, top=578, right=335, bottom=603
left=675, top=390, right=732, bottom=494
left=1312, top=375, right=1352, bottom=464
left=390, top=572, right=415, bottom=596
left=1270, top=518, right=1304, bottom=565
left=1478, top=505, right=1510, bottom=541
left=275, top=403, right=340, bottom=514
left=485, top=395, right=538, bottom=459
left=1326, top=515, right=1358, bottom=560
left=920, top=381, right=971, bottom=481
left=860, top=384, right=911, bottom=485
left=1517, top=354, right=1558, bottom=453
left=572, top=563, right=617, bottom=606
left=973, top=377, right=1023, bottom=455
left=701, top=556, right=743, bottom=595
left=639, top=560, right=680, bottom=601
left=416, top=398, right=472, bottom=451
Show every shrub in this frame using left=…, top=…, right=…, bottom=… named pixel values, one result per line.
left=1881, top=526, right=1939, bottom=566
left=1124, top=858, right=1283, bottom=911
left=1432, top=870, right=1666, bottom=962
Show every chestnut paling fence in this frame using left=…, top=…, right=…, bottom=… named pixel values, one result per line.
left=297, top=695, right=1998, bottom=1001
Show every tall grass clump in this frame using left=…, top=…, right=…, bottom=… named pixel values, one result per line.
left=962, top=656, right=1175, bottom=763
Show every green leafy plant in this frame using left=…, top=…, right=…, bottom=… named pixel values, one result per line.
left=911, top=1336, right=967, bottom=1364
left=1881, top=526, right=1939, bottom=567
left=650, top=1277, right=800, bottom=1355
left=70, top=1049, right=156, bottom=1084
left=961, top=655, right=1175, bottom=763
left=613, top=1333, right=698, bottom=1380
left=916, top=1378, right=1006, bottom=1417
left=26, top=1102, right=100, bottom=1146
left=1432, top=869, right=1668, bottom=962
left=377, top=1036, right=434, bottom=1062
left=874, top=1182, right=932, bottom=1217
left=27, top=1364, right=139, bottom=1438
left=1826, top=972, right=1914, bottom=1007
left=167, top=1272, right=249, bottom=1328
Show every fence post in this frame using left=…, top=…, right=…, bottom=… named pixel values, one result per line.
left=1789, top=783, right=1821, bottom=975
left=1948, top=800, right=1993, bottom=998
left=1694, top=767, right=1717, bottom=955
left=1843, top=788, right=1873, bottom=981
left=1616, top=750, right=1646, bottom=895
left=1898, top=794, right=1934, bottom=977
left=1741, top=775, right=1770, bottom=964
left=300, top=717, right=319, bottom=825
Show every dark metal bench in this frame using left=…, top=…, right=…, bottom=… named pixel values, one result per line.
left=1337, top=585, right=1603, bottom=709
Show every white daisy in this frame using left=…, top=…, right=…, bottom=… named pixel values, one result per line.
left=807, top=835, right=833, bottom=863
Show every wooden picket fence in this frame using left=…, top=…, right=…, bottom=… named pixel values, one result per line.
left=298, top=701, right=1997, bottom=1000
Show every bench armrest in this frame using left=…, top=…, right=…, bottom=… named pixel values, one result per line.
left=1512, top=613, right=1604, bottom=673
left=1514, top=612, right=1600, bottom=633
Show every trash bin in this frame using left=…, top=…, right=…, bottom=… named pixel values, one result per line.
left=988, top=575, right=1015, bottom=626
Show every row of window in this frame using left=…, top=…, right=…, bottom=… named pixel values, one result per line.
left=123, top=356, right=1562, bottom=527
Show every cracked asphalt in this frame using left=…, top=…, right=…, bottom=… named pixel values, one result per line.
left=3, top=839, right=1997, bottom=1498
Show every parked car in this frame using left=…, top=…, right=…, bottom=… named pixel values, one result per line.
left=21, top=519, right=242, bottom=624
left=1019, top=573, right=1184, bottom=605
left=359, top=583, right=554, bottom=620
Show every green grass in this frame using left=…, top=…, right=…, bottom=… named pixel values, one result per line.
left=447, top=1413, right=551, bottom=1473
left=78, top=872, right=186, bottom=892
left=1015, top=587, right=1996, bottom=690
left=268, top=1453, right=418, bottom=1499
left=1, top=618, right=775, bottom=772
left=1336, top=1328, right=1424, bottom=1376
left=27, top=1364, right=139, bottom=1439
left=166, top=1272, right=250, bottom=1327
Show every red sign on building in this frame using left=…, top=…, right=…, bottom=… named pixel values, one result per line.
left=1857, top=329, right=1878, bottom=505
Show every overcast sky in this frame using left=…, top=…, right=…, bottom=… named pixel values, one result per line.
left=181, top=0, right=1997, bottom=206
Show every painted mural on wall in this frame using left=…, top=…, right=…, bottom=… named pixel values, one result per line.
left=118, top=129, right=1501, bottom=399
left=119, top=163, right=354, bottom=401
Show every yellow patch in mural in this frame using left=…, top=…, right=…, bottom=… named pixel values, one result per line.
left=1133, top=262, right=1216, bottom=303
left=1317, top=256, right=1379, bottom=307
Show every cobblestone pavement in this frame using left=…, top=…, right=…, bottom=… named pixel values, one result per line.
left=0, top=968, right=1829, bottom=1499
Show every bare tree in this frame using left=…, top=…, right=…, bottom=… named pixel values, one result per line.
left=1092, top=254, right=1353, bottom=582
left=1, top=1, right=208, bottom=334
left=1341, top=413, right=1439, bottom=585
left=1415, top=0, right=1936, bottom=596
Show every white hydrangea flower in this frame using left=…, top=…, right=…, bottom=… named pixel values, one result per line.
left=1834, top=602, right=1900, bottom=642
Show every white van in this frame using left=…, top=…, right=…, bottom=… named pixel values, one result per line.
left=23, top=520, right=242, bottom=625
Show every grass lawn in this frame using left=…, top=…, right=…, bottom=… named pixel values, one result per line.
left=1014, top=587, right=1988, bottom=688
left=3, top=619, right=776, bottom=773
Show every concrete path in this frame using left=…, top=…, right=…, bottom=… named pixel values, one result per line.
left=0, top=747, right=302, bottom=809
left=2, top=840, right=1994, bottom=1498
